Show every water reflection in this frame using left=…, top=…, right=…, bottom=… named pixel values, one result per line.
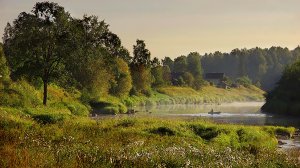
left=133, top=102, right=300, bottom=128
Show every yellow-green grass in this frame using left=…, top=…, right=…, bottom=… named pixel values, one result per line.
left=0, top=109, right=298, bottom=167
left=123, top=85, right=265, bottom=108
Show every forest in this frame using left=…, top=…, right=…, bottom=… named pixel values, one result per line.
left=201, top=47, right=300, bottom=90
left=1, top=1, right=299, bottom=108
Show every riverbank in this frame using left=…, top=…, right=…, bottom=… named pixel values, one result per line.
left=96, top=85, right=265, bottom=114
left=0, top=82, right=298, bottom=167
left=0, top=109, right=298, bottom=167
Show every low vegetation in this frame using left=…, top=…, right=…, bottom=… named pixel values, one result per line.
left=0, top=109, right=298, bottom=167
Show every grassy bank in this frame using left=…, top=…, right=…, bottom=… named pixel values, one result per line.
left=0, top=80, right=297, bottom=167
left=0, top=108, right=298, bottom=167
left=118, top=85, right=265, bottom=110
left=0, top=79, right=264, bottom=115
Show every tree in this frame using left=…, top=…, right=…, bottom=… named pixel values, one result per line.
left=132, top=40, right=151, bottom=67
left=236, top=76, right=252, bottom=87
left=109, top=58, right=132, bottom=97
left=0, top=44, right=10, bottom=81
left=151, top=66, right=164, bottom=87
left=162, top=65, right=172, bottom=85
left=3, top=2, right=71, bottom=105
left=187, top=52, right=203, bottom=89
left=173, top=56, right=187, bottom=75
left=182, top=72, right=194, bottom=87
left=130, top=40, right=152, bottom=93
left=66, top=15, right=110, bottom=89
left=187, top=52, right=202, bottom=78
left=151, top=57, right=161, bottom=67
left=131, top=64, right=151, bottom=93
left=262, top=60, right=300, bottom=115
left=173, top=56, right=187, bottom=85
left=162, top=57, right=174, bottom=71
left=86, top=58, right=114, bottom=99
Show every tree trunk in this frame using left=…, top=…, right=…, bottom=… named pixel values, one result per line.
left=43, top=79, right=48, bottom=105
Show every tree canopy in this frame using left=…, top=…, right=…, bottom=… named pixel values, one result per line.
left=3, top=2, right=71, bottom=105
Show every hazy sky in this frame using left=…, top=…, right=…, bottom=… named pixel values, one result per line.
left=1, top=0, right=300, bottom=58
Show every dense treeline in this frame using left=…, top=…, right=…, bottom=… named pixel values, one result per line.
left=262, top=60, right=300, bottom=115
left=1, top=2, right=298, bottom=109
left=201, top=47, right=300, bottom=90
left=1, top=2, right=206, bottom=106
left=2, top=2, right=133, bottom=105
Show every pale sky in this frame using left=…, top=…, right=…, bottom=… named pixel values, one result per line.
left=0, top=0, right=300, bottom=59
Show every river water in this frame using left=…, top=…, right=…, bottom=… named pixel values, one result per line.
left=131, top=102, right=300, bottom=150
left=133, top=102, right=300, bottom=128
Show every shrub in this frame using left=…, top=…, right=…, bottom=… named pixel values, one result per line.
left=66, top=103, right=89, bottom=116
left=32, top=114, right=67, bottom=124
left=102, top=106, right=119, bottom=114
left=236, top=76, right=252, bottom=87
left=116, top=119, right=136, bottom=127
left=150, top=126, right=176, bottom=136
left=190, top=125, right=220, bottom=140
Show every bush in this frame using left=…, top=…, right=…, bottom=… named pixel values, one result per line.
left=32, top=114, right=67, bottom=124
left=236, top=76, right=252, bottom=87
left=102, top=106, right=119, bottom=114
left=150, top=126, right=176, bottom=136
left=66, top=103, right=89, bottom=116
left=190, top=125, right=220, bottom=140
left=116, top=119, right=136, bottom=127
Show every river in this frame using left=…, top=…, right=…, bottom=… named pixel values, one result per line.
left=131, top=101, right=300, bottom=150
left=133, top=102, right=300, bottom=128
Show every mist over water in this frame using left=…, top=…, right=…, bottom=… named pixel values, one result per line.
left=134, top=102, right=300, bottom=128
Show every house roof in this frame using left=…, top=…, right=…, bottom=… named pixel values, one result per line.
left=205, top=73, right=225, bottom=79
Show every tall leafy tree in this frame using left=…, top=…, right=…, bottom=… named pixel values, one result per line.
left=109, top=58, right=132, bottom=97
left=131, top=40, right=152, bottom=93
left=3, top=2, right=71, bottom=105
left=132, top=40, right=151, bottom=66
left=187, top=52, right=202, bottom=79
left=162, top=57, right=174, bottom=72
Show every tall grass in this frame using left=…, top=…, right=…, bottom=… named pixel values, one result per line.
left=0, top=113, right=298, bottom=167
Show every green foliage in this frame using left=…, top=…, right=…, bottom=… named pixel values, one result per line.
left=201, top=47, right=298, bottom=90
left=151, top=66, right=164, bottom=87
left=32, top=114, right=67, bottom=124
left=130, top=40, right=152, bottom=94
left=236, top=76, right=252, bottom=87
left=162, top=57, right=174, bottom=71
left=190, top=125, right=220, bottom=140
left=187, top=52, right=202, bottom=78
left=132, top=39, right=151, bottom=66
left=150, top=126, right=176, bottom=136
left=0, top=79, right=41, bottom=108
left=131, top=64, right=151, bottom=94
left=0, top=44, right=10, bottom=82
left=162, top=65, right=172, bottom=85
left=86, top=59, right=114, bottom=99
left=3, top=2, right=72, bottom=105
left=109, top=58, right=132, bottom=97
left=173, top=56, right=187, bottom=75
left=263, top=60, right=300, bottom=115
left=182, top=72, right=195, bottom=87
